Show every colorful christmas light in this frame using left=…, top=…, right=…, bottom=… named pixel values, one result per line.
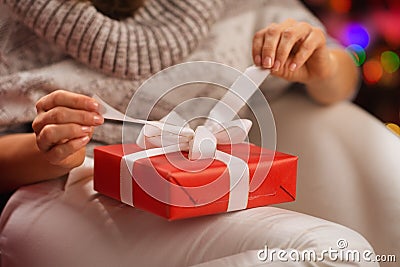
left=363, top=60, right=383, bottom=84
left=380, top=51, right=400, bottom=74
left=346, top=44, right=366, bottom=66
left=342, top=23, right=370, bottom=48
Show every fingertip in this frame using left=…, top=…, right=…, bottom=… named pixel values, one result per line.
left=87, top=100, right=100, bottom=112
left=80, top=135, right=90, bottom=145
left=81, top=135, right=90, bottom=143
left=272, top=60, right=281, bottom=71
left=263, top=57, right=273, bottom=68
left=93, top=115, right=104, bottom=125
left=81, top=126, right=92, bottom=133
left=289, top=63, right=297, bottom=72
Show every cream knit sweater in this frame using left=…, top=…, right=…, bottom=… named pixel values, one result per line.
left=0, top=0, right=338, bottom=144
left=1, top=0, right=226, bottom=78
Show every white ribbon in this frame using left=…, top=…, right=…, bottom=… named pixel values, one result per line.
left=108, top=108, right=252, bottom=211
left=95, top=65, right=270, bottom=211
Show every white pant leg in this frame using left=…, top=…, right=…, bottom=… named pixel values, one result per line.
left=0, top=164, right=378, bottom=267
left=271, top=90, right=400, bottom=265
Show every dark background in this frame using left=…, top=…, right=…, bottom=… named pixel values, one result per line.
left=301, top=0, right=400, bottom=125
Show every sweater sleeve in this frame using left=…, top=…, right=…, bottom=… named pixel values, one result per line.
left=1, top=0, right=225, bottom=79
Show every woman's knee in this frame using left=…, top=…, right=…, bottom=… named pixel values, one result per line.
left=285, top=222, right=378, bottom=266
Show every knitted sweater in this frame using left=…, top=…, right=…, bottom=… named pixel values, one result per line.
left=0, top=0, right=339, bottom=144
left=0, top=0, right=226, bottom=78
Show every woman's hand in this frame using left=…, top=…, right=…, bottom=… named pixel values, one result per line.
left=252, top=19, right=335, bottom=84
left=32, top=90, right=104, bottom=170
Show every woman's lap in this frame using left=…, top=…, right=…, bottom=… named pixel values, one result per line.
left=0, top=160, right=377, bottom=267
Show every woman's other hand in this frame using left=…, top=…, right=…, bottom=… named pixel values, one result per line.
left=252, top=18, right=333, bottom=84
left=252, top=19, right=358, bottom=104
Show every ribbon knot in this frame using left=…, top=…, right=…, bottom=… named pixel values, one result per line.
left=136, top=111, right=252, bottom=161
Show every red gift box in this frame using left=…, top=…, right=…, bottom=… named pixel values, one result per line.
left=94, top=143, right=297, bottom=220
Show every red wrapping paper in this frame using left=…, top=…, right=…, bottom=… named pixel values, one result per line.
left=94, top=143, right=297, bottom=220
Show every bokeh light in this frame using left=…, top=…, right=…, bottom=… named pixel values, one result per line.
left=386, top=123, right=400, bottom=136
left=373, top=11, right=400, bottom=47
left=363, top=60, right=383, bottom=84
left=342, top=23, right=370, bottom=48
left=346, top=44, right=366, bottom=66
left=302, top=0, right=400, bottom=125
left=380, top=51, right=400, bottom=74
left=329, top=0, right=352, bottom=14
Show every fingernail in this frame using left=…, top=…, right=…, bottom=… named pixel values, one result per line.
left=93, top=115, right=104, bottom=125
left=80, top=135, right=90, bottom=144
left=88, top=101, right=99, bottom=111
left=81, top=126, right=91, bottom=133
left=289, top=63, right=297, bottom=72
left=273, top=60, right=281, bottom=71
left=263, top=57, right=272, bottom=68
left=255, top=55, right=261, bottom=66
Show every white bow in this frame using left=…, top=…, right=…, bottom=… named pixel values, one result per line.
left=136, top=111, right=252, bottom=160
